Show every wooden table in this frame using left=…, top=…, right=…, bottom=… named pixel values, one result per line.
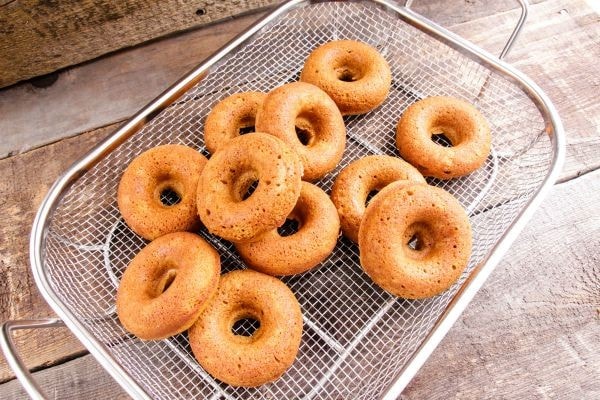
left=1, top=0, right=598, bottom=398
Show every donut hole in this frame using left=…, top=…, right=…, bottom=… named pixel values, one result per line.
left=155, top=269, right=177, bottom=296
left=277, top=218, right=300, bottom=237
left=336, top=68, right=359, bottom=82
left=241, top=180, right=258, bottom=200
left=429, top=121, right=463, bottom=147
left=334, top=63, right=363, bottom=82
left=237, top=116, right=256, bottom=136
left=365, top=190, right=379, bottom=206
left=431, top=133, right=453, bottom=148
left=295, top=114, right=320, bottom=146
left=295, top=126, right=313, bottom=145
left=232, top=170, right=259, bottom=202
left=407, top=234, right=425, bottom=251
left=238, top=125, right=255, bottom=135
left=231, top=317, right=261, bottom=337
left=159, top=187, right=182, bottom=206
left=403, top=222, right=433, bottom=258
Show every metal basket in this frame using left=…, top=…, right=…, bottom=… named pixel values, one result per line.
left=1, top=1, right=564, bottom=399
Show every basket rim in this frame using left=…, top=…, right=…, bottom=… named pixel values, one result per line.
left=28, top=1, right=565, bottom=399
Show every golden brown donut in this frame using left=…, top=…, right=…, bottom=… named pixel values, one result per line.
left=396, top=96, right=491, bottom=179
left=255, top=82, right=346, bottom=182
left=235, top=182, right=340, bottom=276
left=300, top=40, right=392, bottom=115
left=331, top=155, right=426, bottom=243
left=189, top=269, right=303, bottom=387
left=197, top=132, right=303, bottom=243
left=116, top=232, right=220, bottom=340
left=204, top=92, right=266, bottom=154
left=359, top=182, right=472, bottom=299
left=117, top=144, right=207, bottom=240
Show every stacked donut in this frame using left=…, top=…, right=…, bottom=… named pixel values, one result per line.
left=114, top=39, right=492, bottom=387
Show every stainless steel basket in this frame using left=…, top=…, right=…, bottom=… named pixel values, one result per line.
left=2, top=0, right=564, bottom=399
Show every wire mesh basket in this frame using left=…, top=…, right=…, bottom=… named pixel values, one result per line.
left=2, top=1, right=564, bottom=399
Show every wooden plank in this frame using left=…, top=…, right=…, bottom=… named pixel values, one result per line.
left=0, top=354, right=128, bottom=400
left=0, top=11, right=264, bottom=159
left=403, top=169, right=600, bottom=399
left=0, top=124, right=117, bottom=382
left=1, top=168, right=597, bottom=399
left=0, top=0, right=278, bottom=88
left=1, top=0, right=542, bottom=89
left=2, top=0, right=599, bottom=184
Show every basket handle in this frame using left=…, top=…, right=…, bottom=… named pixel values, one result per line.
left=0, top=318, right=65, bottom=400
left=404, top=0, right=529, bottom=60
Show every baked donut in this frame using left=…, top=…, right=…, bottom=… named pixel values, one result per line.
left=396, top=96, right=491, bottom=179
left=204, top=92, right=266, bottom=154
left=300, top=40, right=392, bottom=115
left=235, top=182, right=340, bottom=276
left=189, top=269, right=303, bottom=387
left=331, top=155, right=425, bottom=243
left=197, top=132, right=303, bottom=243
left=255, top=82, right=346, bottom=182
left=117, top=144, right=207, bottom=240
left=359, top=182, right=472, bottom=299
left=116, top=232, right=220, bottom=340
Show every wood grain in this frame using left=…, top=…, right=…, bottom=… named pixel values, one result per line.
left=0, top=125, right=117, bottom=383
left=0, top=0, right=277, bottom=88
left=0, top=11, right=264, bottom=159
left=2, top=0, right=598, bottom=184
left=0, top=354, right=128, bottom=399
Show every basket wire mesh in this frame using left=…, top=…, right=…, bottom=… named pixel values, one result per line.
left=38, top=1, right=555, bottom=399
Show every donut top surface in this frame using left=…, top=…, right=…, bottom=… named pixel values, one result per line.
left=235, top=181, right=340, bottom=276
left=197, top=132, right=303, bottom=243
left=116, top=232, right=221, bottom=340
left=117, top=144, right=207, bottom=240
left=300, top=39, right=392, bottom=115
left=359, top=182, right=472, bottom=299
left=204, top=91, right=266, bottom=154
left=331, top=154, right=426, bottom=243
left=188, top=269, right=303, bottom=387
left=255, top=81, right=346, bottom=181
left=396, top=96, right=492, bottom=179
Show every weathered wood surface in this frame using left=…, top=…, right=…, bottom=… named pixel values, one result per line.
left=0, top=0, right=278, bottom=88
left=0, top=0, right=537, bottom=90
left=2, top=0, right=598, bottom=184
left=0, top=125, right=117, bottom=383
left=0, top=0, right=598, bottom=398
left=0, top=353, right=128, bottom=399
left=0, top=11, right=264, bottom=159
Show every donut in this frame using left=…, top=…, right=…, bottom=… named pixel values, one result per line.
left=189, top=269, right=303, bottom=387
left=117, top=144, right=207, bottom=240
left=396, top=96, right=491, bottom=179
left=116, top=232, right=220, bottom=340
left=300, top=40, right=392, bottom=115
left=197, top=132, right=303, bottom=243
left=204, top=92, right=266, bottom=154
left=255, top=82, right=346, bottom=182
left=331, top=155, right=426, bottom=243
left=358, top=182, right=472, bottom=299
left=235, top=182, right=340, bottom=276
